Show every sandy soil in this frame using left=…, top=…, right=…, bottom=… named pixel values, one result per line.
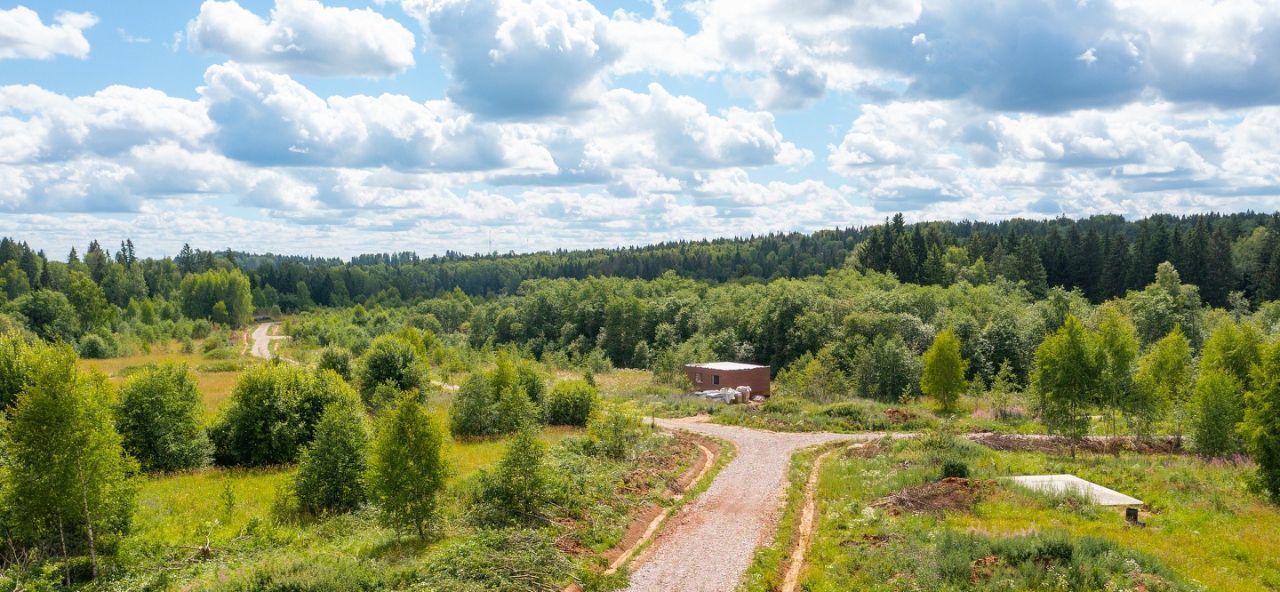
left=621, top=417, right=888, bottom=592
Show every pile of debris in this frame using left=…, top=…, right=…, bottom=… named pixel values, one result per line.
left=694, top=385, right=757, bottom=404
left=871, top=477, right=995, bottom=516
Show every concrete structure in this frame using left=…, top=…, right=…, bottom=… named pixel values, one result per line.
left=685, top=362, right=771, bottom=397
left=1008, top=474, right=1143, bottom=507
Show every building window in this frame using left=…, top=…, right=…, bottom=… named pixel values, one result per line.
left=713, top=374, right=720, bottom=385
left=695, top=372, right=702, bottom=383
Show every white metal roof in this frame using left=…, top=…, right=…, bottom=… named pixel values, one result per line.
left=686, top=361, right=768, bottom=371
left=1008, top=474, right=1142, bottom=506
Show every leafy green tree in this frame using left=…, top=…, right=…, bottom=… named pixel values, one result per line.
left=368, top=394, right=447, bottom=539
left=211, top=365, right=353, bottom=466
left=449, top=374, right=494, bottom=438
left=851, top=335, right=921, bottom=403
left=12, top=289, right=80, bottom=342
left=0, top=330, right=31, bottom=408
left=0, top=260, right=30, bottom=300
left=469, top=427, right=552, bottom=527
left=355, top=335, right=425, bottom=407
left=1135, top=326, right=1194, bottom=446
left=316, top=346, right=354, bottom=381
left=1127, top=262, right=1203, bottom=347
left=921, top=329, right=967, bottom=413
left=1200, top=319, right=1262, bottom=388
left=544, top=380, right=598, bottom=426
left=294, top=397, right=369, bottom=515
left=1032, top=315, right=1101, bottom=454
left=178, top=268, right=254, bottom=327
left=1191, top=370, right=1245, bottom=458
left=116, top=364, right=213, bottom=472
left=1096, top=307, right=1139, bottom=441
left=1243, top=340, right=1280, bottom=501
left=65, top=271, right=111, bottom=332
left=4, top=345, right=137, bottom=579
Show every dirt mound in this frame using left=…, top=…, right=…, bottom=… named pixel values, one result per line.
left=871, top=477, right=994, bottom=515
left=970, top=433, right=1182, bottom=455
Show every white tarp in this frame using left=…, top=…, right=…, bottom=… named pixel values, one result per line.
left=1008, top=474, right=1143, bottom=506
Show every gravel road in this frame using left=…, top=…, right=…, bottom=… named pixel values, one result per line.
left=248, top=322, right=289, bottom=360
left=621, top=417, right=887, bottom=592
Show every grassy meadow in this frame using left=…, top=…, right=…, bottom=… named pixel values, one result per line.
left=788, top=435, right=1277, bottom=591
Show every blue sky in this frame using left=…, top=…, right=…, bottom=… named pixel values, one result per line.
left=2, top=0, right=1279, bottom=258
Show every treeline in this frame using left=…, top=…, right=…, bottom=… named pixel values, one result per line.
left=858, top=212, right=1280, bottom=306
left=2, top=212, right=1278, bottom=357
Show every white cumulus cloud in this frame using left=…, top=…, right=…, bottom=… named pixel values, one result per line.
left=0, top=6, right=96, bottom=61
left=186, top=0, right=416, bottom=77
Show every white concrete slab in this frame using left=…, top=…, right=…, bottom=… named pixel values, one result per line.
left=1008, top=474, right=1142, bottom=506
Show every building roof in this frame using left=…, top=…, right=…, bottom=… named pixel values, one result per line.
left=1007, top=474, right=1142, bottom=506
left=685, top=362, right=768, bottom=371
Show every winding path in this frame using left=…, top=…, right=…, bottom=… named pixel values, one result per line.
left=247, top=322, right=290, bottom=361
left=622, top=417, right=889, bottom=592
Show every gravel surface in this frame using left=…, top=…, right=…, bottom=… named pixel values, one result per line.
left=622, top=417, right=885, bottom=592
left=248, top=322, right=289, bottom=360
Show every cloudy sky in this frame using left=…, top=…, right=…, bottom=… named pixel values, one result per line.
left=2, top=0, right=1279, bottom=257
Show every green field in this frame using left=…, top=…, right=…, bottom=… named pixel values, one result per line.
left=793, top=436, right=1278, bottom=591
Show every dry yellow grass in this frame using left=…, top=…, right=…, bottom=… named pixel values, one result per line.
left=79, top=341, right=256, bottom=417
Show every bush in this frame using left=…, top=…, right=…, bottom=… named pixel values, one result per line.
left=197, top=361, right=242, bottom=373
left=211, top=364, right=354, bottom=466
left=204, top=347, right=236, bottom=360
left=355, top=336, right=425, bottom=407
left=448, top=356, right=541, bottom=438
left=940, top=461, right=969, bottom=480
left=469, top=427, right=553, bottom=527
left=587, top=403, right=644, bottom=460
left=761, top=396, right=807, bottom=415
left=544, top=380, right=598, bottom=426
left=820, top=400, right=870, bottom=421
left=117, top=363, right=213, bottom=472
left=417, top=530, right=572, bottom=592
left=202, top=335, right=224, bottom=353
left=294, top=398, right=369, bottom=515
left=77, top=333, right=114, bottom=359
left=316, top=346, right=354, bottom=381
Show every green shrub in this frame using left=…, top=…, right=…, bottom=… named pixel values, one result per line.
left=116, top=363, right=213, bottom=472
left=587, top=403, right=644, bottom=460
left=468, top=427, right=553, bottom=527
left=448, top=355, right=541, bottom=438
left=545, top=380, right=598, bottom=426
left=77, top=333, right=114, bottom=359
left=211, top=364, right=354, bottom=466
left=761, top=396, right=807, bottom=415
left=820, top=400, right=870, bottom=421
left=294, top=398, right=369, bottom=515
left=355, top=335, right=425, bottom=406
left=940, top=461, right=969, bottom=480
left=203, top=347, right=236, bottom=360
left=316, top=346, right=354, bottom=381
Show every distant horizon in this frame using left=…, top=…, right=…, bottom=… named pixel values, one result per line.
left=5, top=209, right=1276, bottom=262
left=4, top=1, right=1280, bottom=257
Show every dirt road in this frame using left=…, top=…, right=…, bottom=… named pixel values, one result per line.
left=622, top=417, right=888, bottom=592
left=248, top=322, right=289, bottom=360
